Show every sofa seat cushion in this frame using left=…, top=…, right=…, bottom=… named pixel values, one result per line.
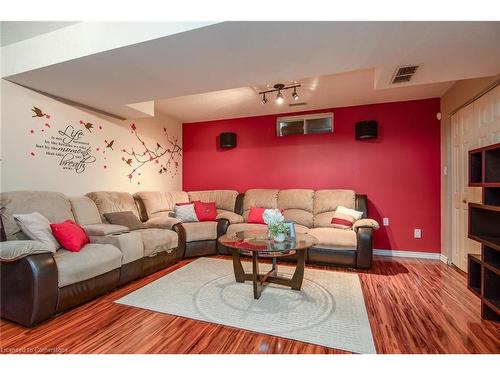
left=306, top=227, right=357, bottom=250
left=54, top=243, right=122, bottom=287
left=82, top=224, right=130, bottom=236
left=226, top=223, right=268, bottom=237
left=89, top=231, right=144, bottom=265
left=135, top=228, right=177, bottom=256
left=181, top=222, right=218, bottom=242
left=294, top=224, right=310, bottom=234
left=216, top=209, right=244, bottom=224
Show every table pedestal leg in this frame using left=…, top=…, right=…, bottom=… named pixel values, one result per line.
left=290, top=249, right=306, bottom=290
left=232, top=249, right=245, bottom=283
left=252, top=252, right=262, bottom=299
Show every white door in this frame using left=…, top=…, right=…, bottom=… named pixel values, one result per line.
left=451, top=84, right=500, bottom=272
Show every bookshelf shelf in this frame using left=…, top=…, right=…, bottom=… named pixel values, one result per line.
left=467, top=142, right=500, bottom=321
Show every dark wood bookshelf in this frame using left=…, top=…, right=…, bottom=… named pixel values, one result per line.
left=467, top=142, right=500, bottom=321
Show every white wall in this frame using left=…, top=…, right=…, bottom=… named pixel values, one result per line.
left=0, top=80, right=182, bottom=195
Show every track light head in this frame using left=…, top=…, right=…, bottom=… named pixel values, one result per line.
left=261, top=93, right=268, bottom=104
left=276, top=91, right=284, bottom=104
left=292, top=88, right=299, bottom=101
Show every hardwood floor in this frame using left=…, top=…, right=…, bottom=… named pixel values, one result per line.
left=1, top=256, right=499, bottom=354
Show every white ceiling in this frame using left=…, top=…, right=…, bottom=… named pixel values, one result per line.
left=0, top=21, right=80, bottom=46
left=3, top=21, right=500, bottom=121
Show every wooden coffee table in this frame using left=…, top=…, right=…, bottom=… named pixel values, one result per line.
left=218, top=230, right=318, bottom=299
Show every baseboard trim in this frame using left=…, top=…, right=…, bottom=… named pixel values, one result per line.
left=439, top=253, right=448, bottom=264
left=373, top=249, right=441, bottom=260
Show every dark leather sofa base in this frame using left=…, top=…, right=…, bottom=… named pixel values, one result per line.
left=0, top=253, right=58, bottom=327
left=308, top=247, right=357, bottom=267
left=184, top=240, right=218, bottom=258
left=119, top=259, right=143, bottom=286
left=56, top=268, right=120, bottom=313
left=142, top=249, right=177, bottom=276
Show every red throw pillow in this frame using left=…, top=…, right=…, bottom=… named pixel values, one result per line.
left=247, top=206, right=266, bottom=224
left=193, top=201, right=217, bottom=221
left=50, top=220, right=89, bottom=252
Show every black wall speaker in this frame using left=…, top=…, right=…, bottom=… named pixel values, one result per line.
left=220, top=132, right=237, bottom=148
left=355, top=120, right=378, bottom=140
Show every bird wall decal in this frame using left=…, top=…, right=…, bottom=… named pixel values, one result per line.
left=106, top=140, right=114, bottom=150
left=31, top=106, right=47, bottom=118
left=79, top=120, right=94, bottom=132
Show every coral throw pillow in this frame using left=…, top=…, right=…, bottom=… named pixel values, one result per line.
left=331, top=212, right=356, bottom=229
left=50, top=220, right=89, bottom=252
left=247, top=206, right=266, bottom=224
left=193, top=201, right=217, bottom=221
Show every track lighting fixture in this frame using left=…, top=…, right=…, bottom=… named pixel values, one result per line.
left=259, top=83, right=301, bottom=105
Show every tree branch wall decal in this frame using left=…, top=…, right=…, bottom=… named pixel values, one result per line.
left=120, top=123, right=182, bottom=182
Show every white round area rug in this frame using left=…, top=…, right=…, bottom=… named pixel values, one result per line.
left=116, top=257, right=376, bottom=353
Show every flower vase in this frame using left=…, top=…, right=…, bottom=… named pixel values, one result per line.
left=273, top=233, right=286, bottom=242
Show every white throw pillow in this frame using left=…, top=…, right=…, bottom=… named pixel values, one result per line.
left=336, top=205, right=363, bottom=220
left=12, top=212, right=60, bottom=252
left=174, top=204, right=199, bottom=223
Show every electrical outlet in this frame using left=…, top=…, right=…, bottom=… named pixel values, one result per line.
left=383, top=218, right=389, bottom=226
left=414, top=229, right=422, bottom=239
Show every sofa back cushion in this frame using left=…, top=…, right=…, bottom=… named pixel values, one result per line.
left=242, top=189, right=279, bottom=221
left=133, top=191, right=189, bottom=221
left=277, top=189, right=314, bottom=228
left=188, top=190, right=239, bottom=212
left=69, top=196, right=102, bottom=225
left=86, top=191, right=140, bottom=222
left=0, top=191, right=74, bottom=240
left=313, top=189, right=356, bottom=228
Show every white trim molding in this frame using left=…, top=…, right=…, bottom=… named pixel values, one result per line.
left=373, top=249, right=441, bottom=260
left=439, top=253, right=448, bottom=264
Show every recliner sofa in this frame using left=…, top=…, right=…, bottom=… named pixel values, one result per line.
left=221, top=189, right=378, bottom=268
left=0, top=187, right=378, bottom=327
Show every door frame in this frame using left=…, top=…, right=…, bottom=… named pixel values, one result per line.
left=446, top=80, right=500, bottom=267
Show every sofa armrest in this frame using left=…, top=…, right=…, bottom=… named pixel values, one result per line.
left=172, top=223, right=186, bottom=260
left=217, top=218, right=230, bottom=237
left=82, top=224, right=129, bottom=236
left=216, top=210, right=244, bottom=224
left=356, top=227, right=374, bottom=269
left=0, top=253, right=58, bottom=327
left=144, top=216, right=181, bottom=230
left=0, top=240, right=54, bottom=262
left=353, top=218, right=379, bottom=231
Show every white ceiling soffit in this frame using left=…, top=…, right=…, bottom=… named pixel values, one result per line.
left=3, top=21, right=500, bottom=120
left=1, top=21, right=219, bottom=77
left=0, top=21, right=80, bottom=46
left=156, top=69, right=455, bottom=123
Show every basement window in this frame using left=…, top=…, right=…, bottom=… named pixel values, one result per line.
left=277, top=113, right=334, bottom=136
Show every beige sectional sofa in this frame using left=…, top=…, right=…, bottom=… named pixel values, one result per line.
left=133, top=190, right=244, bottom=258
left=1, top=187, right=377, bottom=328
left=221, top=189, right=378, bottom=268
left=0, top=191, right=178, bottom=327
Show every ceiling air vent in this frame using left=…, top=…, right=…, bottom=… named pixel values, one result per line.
left=391, top=65, right=419, bottom=84
left=289, top=102, right=307, bottom=107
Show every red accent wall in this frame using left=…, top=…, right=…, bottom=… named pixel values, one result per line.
left=183, top=98, right=441, bottom=252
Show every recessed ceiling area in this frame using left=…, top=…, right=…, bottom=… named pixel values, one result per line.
left=2, top=21, right=499, bottom=121
left=156, top=69, right=454, bottom=123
